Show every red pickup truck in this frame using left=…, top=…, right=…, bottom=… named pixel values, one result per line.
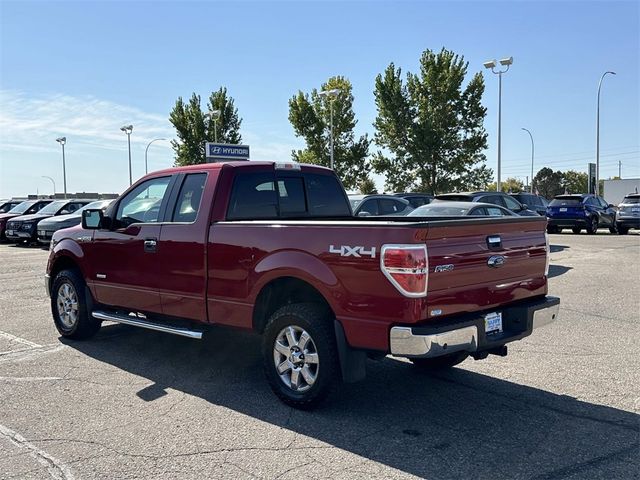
left=46, top=161, right=559, bottom=408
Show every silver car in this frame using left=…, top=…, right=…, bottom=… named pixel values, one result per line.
left=37, top=200, right=112, bottom=244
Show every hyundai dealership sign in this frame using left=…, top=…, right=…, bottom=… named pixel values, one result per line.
left=205, top=142, right=250, bottom=161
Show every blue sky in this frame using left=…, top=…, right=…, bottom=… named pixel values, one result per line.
left=1, top=0, right=638, bottom=198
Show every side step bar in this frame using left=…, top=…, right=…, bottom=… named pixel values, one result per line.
left=92, top=311, right=203, bottom=339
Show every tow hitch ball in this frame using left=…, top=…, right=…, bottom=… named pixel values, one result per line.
left=471, top=345, right=508, bottom=360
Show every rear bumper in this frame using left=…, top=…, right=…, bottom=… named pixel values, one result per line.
left=547, top=218, right=587, bottom=228
left=616, top=218, right=640, bottom=228
left=389, top=296, right=560, bottom=358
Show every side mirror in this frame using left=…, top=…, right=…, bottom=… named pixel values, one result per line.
left=520, top=203, right=528, bottom=210
left=82, top=209, right=106, bottom=229
left=608, top=204, right=615, bottom=208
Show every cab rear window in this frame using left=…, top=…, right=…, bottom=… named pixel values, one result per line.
left=226, top=171, right=350, bottom=220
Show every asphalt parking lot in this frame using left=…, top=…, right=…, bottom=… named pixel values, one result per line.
left=0, top=232, right=638, bottom=480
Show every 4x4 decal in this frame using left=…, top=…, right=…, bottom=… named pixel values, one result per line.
left=329, top=245, right=376, bottom=258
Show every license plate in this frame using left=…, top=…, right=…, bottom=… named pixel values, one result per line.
left=559, top=208, right=567, bottom=212
left=484, top=312, right=503, bottom=334
left=38, top=230, right=44, bottom=236
left=632, top=208, right=640, bottom=212
left=6, top=230, right=13, bottom=235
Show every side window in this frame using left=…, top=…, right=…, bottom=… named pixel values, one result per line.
left=407, top=197, right=428, bottom=208
left=227, top=172, right=278, bottom=220
left=598, top=197, right=609, bottom=208
left=277, top=178, right=307, bottom=215
left=116, top=176, right=171, bottom=226
left=172, top=173, right=207, bottom=223
left=470, top=207, right=486, bottom=216
left=305, top=174, right=351, bottom=216
left=503, top=195, right=522, bottom=211
left=380, top=199, right=404, bottom=214
left=586, top=197, right=598, bottom=207
left=480, top=195, right=505, bottom=207
left=358, top=200, right=379, bottom=215
left=487, top=207, right=508, bottom=216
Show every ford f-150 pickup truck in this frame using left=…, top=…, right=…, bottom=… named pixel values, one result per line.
left=46, top=161, right=559, bottom=408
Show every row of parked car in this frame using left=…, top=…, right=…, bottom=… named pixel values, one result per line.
left=348, top=191, right=640, bottom=235
left=1, top=189, right=637, bottom=246
left=0, top=198, right=112, bottom=244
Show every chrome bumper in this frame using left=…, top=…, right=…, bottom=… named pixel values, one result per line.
left=390, top=297, right=560, bottom=358
left=44, top=274, right=51, bottom=297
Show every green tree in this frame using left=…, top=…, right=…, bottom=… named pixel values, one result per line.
left=561, top=170, right=588, bottom=194
left=372, top=48, right=491, bottom=194
left=533, top=167, right=564, bottom=199
left=288, top=76, right=370, bottom=190
left=170, top=87, right=242, bottom=166
left=359, top=177, right=377, bottom=194
left=487, top=177, right=525, bottom=193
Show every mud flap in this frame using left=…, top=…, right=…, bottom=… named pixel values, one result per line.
left=334, top=320, right=367, bottom=383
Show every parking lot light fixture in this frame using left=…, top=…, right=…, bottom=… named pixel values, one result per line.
left=144, top=138, right=167, bottom=175
left=208, top=110, right=221, bottom=143
left=55, top=137, right=67, bottom=199
left=318, top=88, right=341, bottom=170
left=596, top=71, right=616, bottom=192
left=484, top=56, right=514, bottom=193
left=521, top=128, right=535, bottom=193
left=120, top=125, right=134, bottom=186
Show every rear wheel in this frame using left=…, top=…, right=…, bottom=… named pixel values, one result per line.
left=411, top=352, right=469, bottom=371
left=586, top=216, right=599, bottom=235
left=609, top=223, right=618, bottom=234
left=617, top=225, right=629, bottom=235
left=546, top=225, right=559, bottom=234
left=262, top=303, right=339, bottom=409
left=571, top=227, right=581, bottom=234
left=51, top=269, right=101, bottom=339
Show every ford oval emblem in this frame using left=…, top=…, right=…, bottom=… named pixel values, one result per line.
left=487, top=255, right=506, bottom=268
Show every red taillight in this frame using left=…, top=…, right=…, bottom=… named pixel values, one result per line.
left=381, top=244, right=428, bottom=297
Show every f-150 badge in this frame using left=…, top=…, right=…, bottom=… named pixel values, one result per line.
left=329, top=245, right=376, bottom=258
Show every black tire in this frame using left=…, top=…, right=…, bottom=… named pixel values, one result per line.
left=411, top=351, right=469, bottom=371
left=585, top=216, right=599, bottom=235
left=51, top=269, right=101, bottom=340
left=262, top=303, right=339, bottom=409
left=609, top=224, right=617, bottom=234
left=546, top=225, right=559, bottom=234
left=571, top=227, right=581, bottom=234
left=617, top=225, right=629, bottom=235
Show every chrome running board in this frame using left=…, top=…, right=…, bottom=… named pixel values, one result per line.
left=92, top=311, right=203, bottom=339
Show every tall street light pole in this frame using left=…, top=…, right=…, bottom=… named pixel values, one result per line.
left=144, top=138, right=167, bottom=175
left=521, top=128, right=534, bottom=193
left=42, top=176, right=56, bottom=196
left=120, top=125, right=134, bottom=185
left=484, top=57, right=513, bottom=192
left=318, top=88, right=341, bottom=170
left=209, top=109, right=221, bottom=143
left=55, top=137, right=67, bottom=199
left=596, top=71, right=616, bottom=193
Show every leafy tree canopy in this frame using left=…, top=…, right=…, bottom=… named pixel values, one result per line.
left=170, top=87, right=242, bottom=166
left=372, top=48, right=491, bottom=194
left=288, top=76, right=370, bottom=190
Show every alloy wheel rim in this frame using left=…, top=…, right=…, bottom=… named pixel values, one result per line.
left=273, top=325, right=319, bottom=392
left=56, top=282, right=79, bottom=328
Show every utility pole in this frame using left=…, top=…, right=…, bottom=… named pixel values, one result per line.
left=618, top=160, right=622, bottom=178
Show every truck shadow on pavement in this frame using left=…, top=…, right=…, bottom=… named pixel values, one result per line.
left=64, top=324, right=639, bottom=479
left=549, top=244, right=570, bottom=253
left=547, top=264, right=573, bottom=278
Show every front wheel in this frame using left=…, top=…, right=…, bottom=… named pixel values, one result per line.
left=617, top=225, right=629, bottom=235
left=546, top=225, right=559, bottom=234
left=586, top=216, right=599, bottom=235
left=411, top=352, right=469, bottom=371
left=572, top=227, right=581, bottom=234
left=51, top=269, right=101, bottom=340
left=262, top=303, right=340, bottom=409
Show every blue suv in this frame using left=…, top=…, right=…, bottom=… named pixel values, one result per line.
left=546, top=194, right=616, bottom=234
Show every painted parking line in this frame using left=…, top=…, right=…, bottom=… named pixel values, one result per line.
left=0, top=330, right=42, bottom=348
left=0, top=423, right=76, bottom=480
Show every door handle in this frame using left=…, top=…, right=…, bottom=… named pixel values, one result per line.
left=144, top=238, right=157, bottom=253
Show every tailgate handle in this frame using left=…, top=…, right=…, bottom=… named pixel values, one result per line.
left=144, top=238, right=157, bottom=253
left=487, top=235, right=502, bottom=249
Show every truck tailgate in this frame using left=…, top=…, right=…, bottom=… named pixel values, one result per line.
left=421, top=217, right=548, bottom=319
